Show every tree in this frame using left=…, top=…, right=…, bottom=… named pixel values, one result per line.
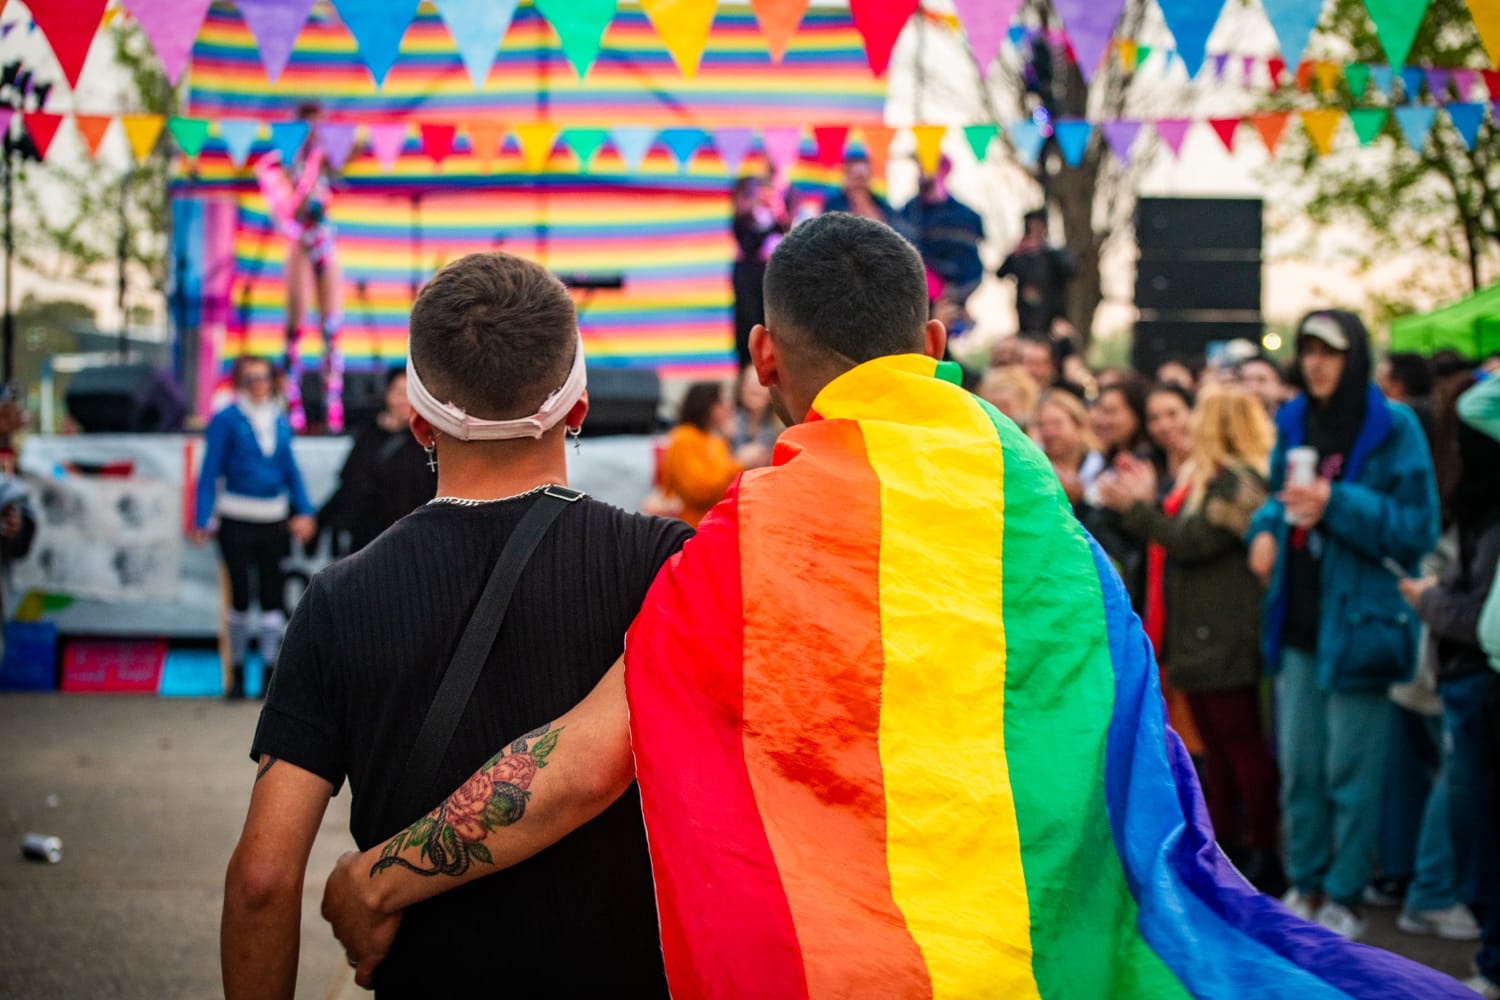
left=1267, top=0, right=1498, bottom=306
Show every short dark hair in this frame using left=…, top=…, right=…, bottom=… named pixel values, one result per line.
left=1384, top=352, right=1433, bottom=398
left=385, top=364, right=407, bottom=389
left=1148, top=381, right=1195, bottom=411
left=678, top=382, right=723, bottom=431
left=232, top=355, right=275, bottom=386
left=763, top=213, right=927, bottom=365
left=1234, top=353, right=1283, bottom=381
left=408, top=252, right=577, bottom=421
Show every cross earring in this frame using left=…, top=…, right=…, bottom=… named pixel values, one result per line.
left=424, top=440, right=437, bottom=472
left=567, top=425, right=581, bottom=453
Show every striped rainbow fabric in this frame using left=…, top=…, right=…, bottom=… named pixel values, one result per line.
left=178, top=3, right=886, bottom=380
left=623, top=353, right=1471, bottom=999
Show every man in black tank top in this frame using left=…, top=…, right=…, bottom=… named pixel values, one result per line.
left=222, top=252, right=690, bottom=997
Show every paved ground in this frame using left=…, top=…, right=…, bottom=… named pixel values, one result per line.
left=0, top=693, right=1485, bottom=997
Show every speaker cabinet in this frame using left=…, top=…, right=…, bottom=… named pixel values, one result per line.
left=65, top=364, right=187, bottom=433
left=582, top=367, right=661, bottom=437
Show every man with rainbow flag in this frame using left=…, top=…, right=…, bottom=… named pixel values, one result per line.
left=324, top=214, right=1469, bottom=998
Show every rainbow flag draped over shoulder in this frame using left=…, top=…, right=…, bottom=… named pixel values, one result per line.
left=624, top=354, right=1469, bottom=999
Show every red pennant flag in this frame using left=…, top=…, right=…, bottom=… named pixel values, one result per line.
left=848, top=0, right=918, bottom=76
left=31, top=0, right=109, bottom=89
left=1208, top=117, right=1239, bottom=152
left=1250, top=111, right=1292, bottom=154
left=1294, top=60, right=1313, bottom=91
left=24, top=113, right=65, bottom=160
left=420, top=122, right=456, bottom=165
left=813, top=126, right=849, bottom=166
left=1266, top=56, right=1286, bottom=87
left=1482, top=69, right=1500, bottom=99
left=74, top=114, right=112, bottom=157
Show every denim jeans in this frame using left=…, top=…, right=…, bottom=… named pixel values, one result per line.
left=1442, top=671, right=1500, bottom=978
left=1276, top=647, right=1392, bottom=907
left=1380, top=705, right=1457, bottom=912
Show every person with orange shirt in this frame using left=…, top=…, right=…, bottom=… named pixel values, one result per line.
left=657, top=382, right=767, bottom=528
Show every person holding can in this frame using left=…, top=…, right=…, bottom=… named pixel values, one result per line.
left=1246, top=310, right=1439, bottom=940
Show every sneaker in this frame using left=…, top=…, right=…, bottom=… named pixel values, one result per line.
left=1362, top=877, right=1407, bottom=908
left=1314, top=900, right=1367, bottom=941
left=1464, top=974, right=1500, bottom=999
left=1280, top=888, right=1319, bottom=921
left=1398, top=905, right=1481, bottom=941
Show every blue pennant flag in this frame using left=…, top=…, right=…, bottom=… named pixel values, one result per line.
left=1156, top=0, right=1226, bottom=78
left=610, top=127, right=657, bottom=172
left=1394, top=106, right=1436, bottom=150
left=658, top=127, right=706, bottom=171
left=1399, top=65, right=1425, bottom=103
left=434, top=0, right=519, bottom=88
left=1007, top=25, right=1027, bottom=49
left=1007, top=120, right=1045, bottom=166
left=334, top=0, right=420, bottom=87
left=218, top=119, right=260, bottom=168
left=1054, top=119, right=1093, bottom=167
left=1445, top=103, right=1484, bottom=150
left=1369, top=64, right=1394, bottom=96
left=269, top=121, right=309, bottom=165
left=1263, top=0, right=1323, bottom=71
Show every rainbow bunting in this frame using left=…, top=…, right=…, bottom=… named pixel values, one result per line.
left=624, top=353, right=1474, bottom=1000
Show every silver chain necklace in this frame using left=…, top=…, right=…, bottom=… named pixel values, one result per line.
left=426, top=484, right=560, bottom=507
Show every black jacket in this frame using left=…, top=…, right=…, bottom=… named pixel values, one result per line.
left=1418, top=512, right=1500, bottom=684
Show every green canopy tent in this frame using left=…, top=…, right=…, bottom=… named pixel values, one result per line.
left=1387, top=282, right=1500, bottom=360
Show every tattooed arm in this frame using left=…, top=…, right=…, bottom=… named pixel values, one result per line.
left=323, top=658, right=634, bottom=987
left=222, top=756, right=335, bottom=1000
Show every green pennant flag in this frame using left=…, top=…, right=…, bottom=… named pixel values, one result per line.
left=962, top=124, right=998, bottom=161
left=563, top=128, right=610, bottom=170
left=1137, top=44, right=1153, bottom=65
left=1362, top=0, right=1430, bottom=70
left=534, top=0, right=618, bottom=77
left=1344, top=62, right=1370, bottom=99
left=168, top=117, right=211, bottom=158
left=1348, top=107, right=1388, bottom=146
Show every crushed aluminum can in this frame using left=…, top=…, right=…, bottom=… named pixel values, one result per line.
left=21, top=834, right=62, bottom=864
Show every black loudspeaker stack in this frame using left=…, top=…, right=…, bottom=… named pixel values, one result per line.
left=65, top=364, right=188, bottom=433
left=1133, top=197, right=1263, bottom=375
left=581, top=367, right=661, bottom=436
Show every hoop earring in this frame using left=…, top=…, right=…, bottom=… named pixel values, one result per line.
left=423, top=440, right=437, bottom=472
left=567, top=425, right=581, bottom=453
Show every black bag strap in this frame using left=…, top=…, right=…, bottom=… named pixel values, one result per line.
left=390, top=486, right=584, bottom=818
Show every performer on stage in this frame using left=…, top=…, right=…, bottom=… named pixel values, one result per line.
left=254, top=101, right=344, bottom=433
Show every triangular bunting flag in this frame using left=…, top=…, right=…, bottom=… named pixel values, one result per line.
left=911, top=125, right=945, bottom=174
left=1007, top=25, right=1027, bottom=49
left=23, top=113, right=63, bottom=160
left=858, top=125, right=895, bottom=178
left=1453, top=68, right=1479, bottom=100
left=1348, top=107, right=1389, bottom=145
left=433, top=0, right=520, bottom=88
left=1370, top=64, right=1395, bottom=96
left=1100, top=119, right=1141, bottom=163
left=465, top=121, right=507, bottom=169
left=1364, top=0, right=1431, bottom=70
left=640, top=0, right=718, bottom=77
left=316, top=122, right=358, bottom=170
left=514, top=123, right=559, bottom=173
left=750, top=0, right=809, bottom=63
left=534, top=0, right=618, bottom=78
left=236, top=0, right=318, bottom=84
left=1267, top=56, right=1287, bottom=86
left=1446, top=102, right=1484, bottom=150
left=658, top=127, right=705, bottom=171
left=167, top=116, right=210, bottom=159
left=1472, top=0, right=1500, bottom=66
left=1118, top=39, right=1138, bottom=73
left=121, top=114, right=165, bottom=163
left=1346, top=63, right=1370, bottom=99
left=1208, top=117, right=1239, bottom=152
left=812, top=126, right=849, bottom=166
left=1251, top=111, right=1291, bottom=153
left=759, top=126, right=803, bottom=172
left=848, top=0, right=917, bottom=76
left=73, top=114, right=112, bottom=158
left=31, top=0, right=108, bottom=89
left=1154, top=118, right=1192, bottom=158
left=334, top=0, right=420, bottom=87
left=1156, top=0, right=1225, bottom=78
left=609, top=127, right=656, bottom=172
left=1137, top=44, right=1154, bottom=67
left=1425, top=68, right=1450, bottom=102
left=1300, top=108, right=1343, bottom=155
left=1314, top=61, right=1341, bottom=93
left=1242, top=55, right=1256, bottom=81
left=1263, top=0, right=1325, bottom=70
left=1051, top=0, right=1127, bottom=83
left=952, top=0, right=1022, bottom=79
left=269, top=121, right=310, bottom=164
left=420, top=122, right=456, bottom=165
left=712, top=127, right=756, bottom=175
left=1399, top=65, right=1425, bottom=102
left=962, top=123, right=998, bottom=161
left=1294, top=60, right=1314, bottom=91
left=121, top=0, right=213, bottom=85
left=1212, top=52, right=1229, bottom=79
left=1005, top=120, right=1044, bottom=165
left=563, top=128, right=610, bottom=171
left=1484, top=69, right=1500, bottom=99
left=1053, top=119, right=1092, bottom=166
left=1394, top=105, right=1436, bottom=150
left=218, top=119, right=261, bottom=168
left=366, top=122, right=409, bottom=170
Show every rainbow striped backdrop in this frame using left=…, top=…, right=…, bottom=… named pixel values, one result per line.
left=176, top=2, right=887, bottom=382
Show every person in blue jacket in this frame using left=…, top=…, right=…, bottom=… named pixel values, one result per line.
left=1247, top=310, right=1439, bottom=942
left=191, top=356, right=316, bottom=699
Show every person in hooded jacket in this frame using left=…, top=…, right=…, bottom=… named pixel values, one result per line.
left=1247, top=310, right=1439, bottom=941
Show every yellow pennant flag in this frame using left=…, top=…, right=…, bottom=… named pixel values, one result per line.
left=121, top=113, right=164, bottom=163
left=465, top=121, right=506, bottom=171
left=1470, top=0, right=1500, bottom=64
left=859, top=124, right=896, bottom=180
left=513, top=123, right=559, bottom=174
left=1118, top=39, right=1138, bottom=73
left=911, top=124, right=945, bottom=176
left=1300, top=108, right=1343, bottom=155
left=641, top=0, right=718, bottom=77
left=1313, top=60, right=1341, bottom=94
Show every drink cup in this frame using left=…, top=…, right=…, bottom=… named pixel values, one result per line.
left=1285, top=447, right=1318, bottom=524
